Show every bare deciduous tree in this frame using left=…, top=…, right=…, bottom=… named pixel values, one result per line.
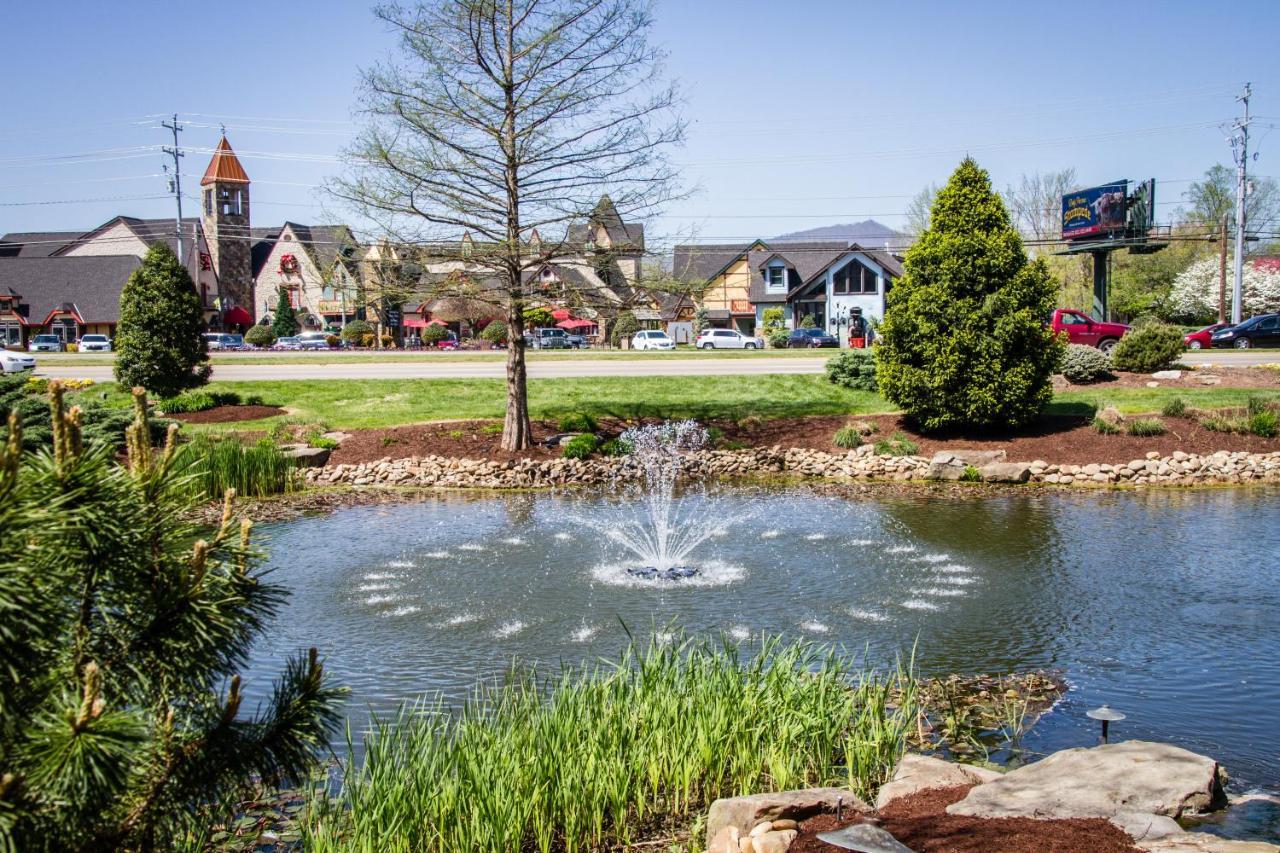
left=1004, top=168, right=1078, bottom=244
left=331, top=0, right=684, bottom=449
left=903, top=183, right=939, bottom=237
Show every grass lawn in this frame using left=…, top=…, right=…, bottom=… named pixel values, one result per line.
left=76, top=377, right=1280, bottom=432
left=39, top=348, right=830, bottom=367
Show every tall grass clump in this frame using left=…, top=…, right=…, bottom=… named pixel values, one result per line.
left=304, top=634, right=917, bottom=852
left=177, top=435, right=295, bottom=500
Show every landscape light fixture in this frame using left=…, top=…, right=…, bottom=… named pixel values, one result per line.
left=1086, top=703, right=1126, bottom=744
left=815, top=823, right=915, bottom=852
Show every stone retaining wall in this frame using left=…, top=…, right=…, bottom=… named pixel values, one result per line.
left=302, top=445, right=1280, bottom=490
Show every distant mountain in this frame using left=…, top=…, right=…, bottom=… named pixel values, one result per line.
left=771, top=219, right=907, bottom=246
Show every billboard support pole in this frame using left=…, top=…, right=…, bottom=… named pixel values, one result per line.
left=1091, top=250, right=1108, bottom=321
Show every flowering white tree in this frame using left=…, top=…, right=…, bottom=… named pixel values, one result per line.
left=1169, top=256, right=1280, bottom=321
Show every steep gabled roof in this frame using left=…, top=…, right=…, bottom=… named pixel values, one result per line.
left=0, top=231, right=85, bottom=258
left=200, top=136, right=250, bottom=186
left=48, top=216, right=201, bottom=259
left=671, top=242, right=755, bottom=283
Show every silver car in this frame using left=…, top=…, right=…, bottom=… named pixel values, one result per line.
left=28, top=334, right=64, bottom=353
left=0, top=349, right=36, bottom=374
left=695, top=328, right=763, bottom=350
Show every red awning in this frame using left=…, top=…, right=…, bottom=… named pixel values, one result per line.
left=556, top=318, right=596, bottom=330
left=551, top=309, right=572, bottom=321
left=223, top=306, right=252, bottom=325
left=402, top=317, right=427, bottom=328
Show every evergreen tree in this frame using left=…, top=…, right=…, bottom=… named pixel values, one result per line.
left=272, top=289, right=300, bottom=339
left=876, top=158, right=1063, bottom=431
left=0, top=385, right=343, bottom=850
left=113, top=245, right=211, bottom=399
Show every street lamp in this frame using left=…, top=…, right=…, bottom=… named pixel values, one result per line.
left=1086, top=704, right=1126, bottom=744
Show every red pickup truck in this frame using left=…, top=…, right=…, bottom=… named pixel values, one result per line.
left=1049, top=309, right=1130, bottom=353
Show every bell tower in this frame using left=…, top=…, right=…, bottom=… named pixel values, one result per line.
left=200, top=136, right=253, bottom=316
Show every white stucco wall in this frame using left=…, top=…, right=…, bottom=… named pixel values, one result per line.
left=62, top=222, right=149, bottom=258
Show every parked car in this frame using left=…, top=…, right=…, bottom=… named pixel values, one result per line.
left=272, top=336, right=302, bottom=350
left=1048, top=309, right=1129, bottom=353
left=1210, top=313, right=1280, bottom=349
left=78, top=334, right=112, bottom=352
left=1183, top=322, right=1233, bottom=350
left=696, top=328, right=763, bottom=350
left=203, top=333, right=245, bottom=351
left=0, top=349, right=36, bottom=374
left=565, top=334, right=588, bottom=349
left=786, top=328, right=839, bottom=349
left=28, top=334, right=64, bottom=353
left=632, top=329, right=674, bottom=351
left=295, top=331, right=331, bottom=350
left=528, top=327, right=571, bottom=349
left=433, top=331, right=460, bottom=350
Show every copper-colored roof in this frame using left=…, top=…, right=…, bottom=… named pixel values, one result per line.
left=200, top=136, right=250, bottom=186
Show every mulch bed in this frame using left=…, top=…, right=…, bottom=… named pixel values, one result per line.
left=1066, top=365, right=1280, bottom=390
left=168, top=405, right=286, bottom=424
left=790, top=785, right=1139, bottom=853
left=324, top=411, right=1280, bottom=467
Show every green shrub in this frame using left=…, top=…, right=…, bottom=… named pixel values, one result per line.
left=308, top=435, right=340, bottom=450
left=1060, top=343, right=1113, bottom=383
left=1161, top=397, right=1187, bottom=418
left=561, top=433, right=600, bottom=459
left=873, top=431, right=919, bottom=457
left=157, top=390, right=246, bottom=414
left=767, top=329, right=790, bottom=349
left=1199, top=413, right=1243, bottom=433
left=799, top=314, right=817, bottom=329
left=341, top=320, right=374, bottom=345
left=301, top=635, right=916, bottom=852
left=114, top=244, right=212, bottom=398
left=875, top=158, right=1063, bottom=431
left=825, top=350, right=878, bottom=391
left=1246, top=396, right=1269, bottom=417
left=1109, top=324, right=1184, bottom=373
left=557, top=412, right=599, bottom=433
left=0, top=388, right=340, bottom=850
left=611, top=311, right=640, bottom=347
left=479, top=422, right=504, bottom=435
left=1126, top=418, right=1166, bottom=437
left=271, top=288, right=300, bottom=339
left=0, top=375, right=166, bottom=452
left=598, top=437, right=632, bottom=457
left=421, top=324, right=449, bottom=345
left=481, top=319, right=509, bottom=345
left=960, top=465, right=982, bottom=482
left=523, top=306, right=556, bottom=329
left=1092, top=416, right=1121, bottom=435
left=833, top=426, right=863, bottom=449
left=244, top=324, right=276, bottom=347
left=177, top=435, right=297, bottom=500
left=325, top=334, right=340, bottom=348
left=1249, top=410, right=1279, bottom=438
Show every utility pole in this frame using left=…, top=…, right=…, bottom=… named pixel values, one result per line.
left=1228, top=83, right=1252, bottom=324
left=1218, top=213, right=1228, bottom=324
left=161, top=114, right=185, bottom=264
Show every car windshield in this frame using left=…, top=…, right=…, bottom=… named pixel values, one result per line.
left=34, top=336, right=58, bottom=343
left=225, top=336, right=244, bottom=345
left=82, top=335, right=107, bottom=342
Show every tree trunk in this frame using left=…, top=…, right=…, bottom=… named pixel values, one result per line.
left=501, top=301, right=532, bottom=450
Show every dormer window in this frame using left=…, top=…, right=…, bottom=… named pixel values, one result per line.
left=765, top=265, right=786, bottom=293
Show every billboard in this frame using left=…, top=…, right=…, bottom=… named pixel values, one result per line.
left=1061, top=181, right=1128, bottom=240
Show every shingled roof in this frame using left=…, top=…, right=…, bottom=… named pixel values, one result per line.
left=566, top=195, right=645, bottom=251
left=671, top=243, right=752, bottom=283
left=201, top=136, right=250, bottom=185
left=747, top=242, right=850, bottom=303
left=0, top=231, right=85, bottom=258
left=0, top=256, right=143, bottom=323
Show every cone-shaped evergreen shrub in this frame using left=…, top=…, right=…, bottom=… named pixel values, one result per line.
left=876, top=158, right=1064, bottom=431
left=0, top=384, right=343, bottom=851
left=113, top=244, right=211, bottom=399
left=272, top=288, right=300, bottom=339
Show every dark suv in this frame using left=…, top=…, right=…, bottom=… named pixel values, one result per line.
left=786, top=328, right=839, bottom=348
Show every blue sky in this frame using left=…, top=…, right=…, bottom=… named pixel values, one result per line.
left=2, top=0, right=1277, bottom=248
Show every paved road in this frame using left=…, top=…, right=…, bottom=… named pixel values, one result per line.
left=32, top=349, right=1280, bottom=382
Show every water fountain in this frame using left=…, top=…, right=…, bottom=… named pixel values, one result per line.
left=573, top=420, right=725, bottom=581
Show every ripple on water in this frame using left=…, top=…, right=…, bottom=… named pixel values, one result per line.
left=911, top=587, right=968, bottom=598
left=916, top=553, right=951, bottom=563
left=494, top=621, right=526, bottom=639
left=384, top=605, right=421, bottom=617
left=357, top=583, right=392, bottom=592
left=589, top=560, right=746, bottom=589
left=901, top=598, right=941, bottom=611
left=848, top=538, right=876, bottom=546
left=887, top=544, right=917, bottom=554
left=727, top=625, right=751, bottom=641
left=800, top=620, right=830, bottom=634
left=444, top=612, right=480, bottom=626
left=760, top=530, right=781, bottom=539
left=804, top=533, right=828, bottom=541
left=362, top=572, right=397, bottom=581
left=365, top=594, right=400, bottom=605
left=501, top=536, right=525, bottom=545
left=386, top=560, right=414, bottom=569
left=423, top=550, right=449, bottom=559
left=458, top=543, right=485, bottom=552
left=936, top=575, right=978, bottom=586
left=553, top=532, right=574, bottom=541
left=847, top=607, right=890, bottom=623
left=935, top=564, right=973, bottom=574
left=571, top=624, right=600, bottom=642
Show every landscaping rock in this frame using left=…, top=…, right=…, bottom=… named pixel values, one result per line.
left=1197, top=374, right=1223, bottom=386
left=875, top=754, right=1002, bottom=809
left=940, top=449, right=1006, bottom=466
left=1140, top=837, right=1279, bottom=852
left=1153, top=370, right=1183, bottom=380
left=282, top=446, right=331, bottom=467
left=947, top=741, right=1227, bottom=822
left=707, top=825, right=740, bottom=853
left=751, top=829, right=798, bottom=853
left=979, top=461, right=1033, bottom=483
left=1109, top=811, right=1185, bottom=841
left=707, top=788, right=871, bottom=847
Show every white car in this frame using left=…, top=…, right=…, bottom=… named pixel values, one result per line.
left=79, top=334, right=112, bottom=352
left=696, top=328, right=764, bottom=350
left=632, top=330, right=674, bottom=351
left=0, top=349, right=36, bottom=374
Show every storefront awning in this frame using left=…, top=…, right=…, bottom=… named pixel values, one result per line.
left=402, top=317, right=427, bottom=328
left=556, top=318, right=596, bottom=330
left=223, top=306, right=253, bottom=326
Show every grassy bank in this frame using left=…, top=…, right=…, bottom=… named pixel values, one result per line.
left=302, top=635, right=916, bottom=852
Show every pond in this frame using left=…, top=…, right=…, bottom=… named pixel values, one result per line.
left=243, top=486, right=1280, bottom=794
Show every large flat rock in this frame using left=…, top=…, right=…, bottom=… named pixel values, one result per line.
left=947, top=741, right=1226, bottom=822
left=706, top=787, right=870, bottom=847
left=875, top=754, right=1002, bottom=809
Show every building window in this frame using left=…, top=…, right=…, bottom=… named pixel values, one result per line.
left=861, top=264, right=879, bottom=294
left=765, top=265, right=786, bottom=293
left=833, top=264, right=851, bottom=294
left=203, top=190, right=212, bottom=216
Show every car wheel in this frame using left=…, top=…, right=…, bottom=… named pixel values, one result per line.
left=1098, top=338, right=1119, bottom=354
left=1188, top=340, right=1203, bottom=350
left=745, top=342, right=756, bottom=349
left=1234, top=337, right=1252, bottom=349
left=707, top=342, right=715, bottom=349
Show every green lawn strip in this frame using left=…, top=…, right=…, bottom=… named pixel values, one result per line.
left=70, top=380, right=1278, bottom=433
left=40, top=348, right=830, bottom=366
